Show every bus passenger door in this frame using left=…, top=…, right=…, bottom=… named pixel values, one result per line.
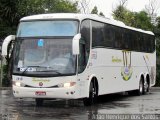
left=77, top=39, right=87, bottom=97
left=78, top=40, right=86, bottom=73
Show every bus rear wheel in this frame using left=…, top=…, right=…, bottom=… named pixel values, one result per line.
left=83, top=81, right=98, bottom=106
left=143, top=79, right=150, bottom=95
left=135, top=78, right=144, bottom=96
left=146, top=76, right=150, bottom=93
left=146, top=82, right=150, bottom=92
left=128, top=78, right=144, bottom=96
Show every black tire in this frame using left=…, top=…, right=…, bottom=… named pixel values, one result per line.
left=147, top=82, right=150, bottom=92
left=143, top=81, right=150, bottom=94
left=35, top=99, right=44, bottom=106
left=128, top=78, right=144, bottom=96
left=136, top=78, right=144, bottom=96
left=146, top=79, right=150, bottom=93
left=83, top=81, right=98, bottom=106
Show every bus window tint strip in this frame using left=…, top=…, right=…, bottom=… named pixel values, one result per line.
left=91, top=20, right=155, bottom=53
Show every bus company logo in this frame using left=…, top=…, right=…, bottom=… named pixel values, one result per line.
left=32, top=78, right=50, bottom=82
left=39, top=82, right=43, bottom=86
left=112, top=56, right=122, bottom=63
left=121, top=51, right=133, bottom=81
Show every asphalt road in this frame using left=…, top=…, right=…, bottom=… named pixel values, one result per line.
left=0, top=88, right=160, bottom=120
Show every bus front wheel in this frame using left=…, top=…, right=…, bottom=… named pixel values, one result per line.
left=83, top=81, right=98, bottom=106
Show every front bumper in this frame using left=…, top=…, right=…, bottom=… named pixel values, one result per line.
left=13, top=86, right=80, bottom=99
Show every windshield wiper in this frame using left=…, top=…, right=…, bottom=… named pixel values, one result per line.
left=21, top=66, right=62, bottom=75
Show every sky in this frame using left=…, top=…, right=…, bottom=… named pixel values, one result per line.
left=77, top=0, right=160, bottom=18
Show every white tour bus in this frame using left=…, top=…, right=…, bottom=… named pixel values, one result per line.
left=2, top=13, right=156, bottom=106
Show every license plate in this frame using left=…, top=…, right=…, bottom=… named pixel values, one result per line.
left=35, top=91, right=46, bottom=96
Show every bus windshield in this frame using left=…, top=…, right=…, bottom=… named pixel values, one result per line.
left=17, top=20, right=78, bottom=37
left=13, top=20, right=78, bottom=76
left=13, top=38, right=76, bottom=76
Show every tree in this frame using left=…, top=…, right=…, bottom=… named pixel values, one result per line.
left=45, top=0, right=79, bottom=13
left=156, top=16, right=160, bottom=28
left=78, top=0, right=90, bottom=14
left=99, top=12, right=105, bottom=16
left=112, top=3, right=128, bottom=22
left=134, top=11, right=153, bottom=31
left=91, top=6, right=98, bottom=14
left=0, top=0, right=79, bottom=87
left=91, top=6, right=105, bottom=17
left=0, top=0, right=20, bottom=26
left=0, top=0, right=20, bottom=39
left=0, top=0, right=79, bottom=39
left=118, top=0, right=128, bottom=6
left=17, top=0, right=79, bottom=16
left=145, top=0, right=160, bottom=24
left=112, top=0, right=127, bottom=19
left=112, top=5, right=153, bottom=31
left=112, top=5, right=135, bottom=27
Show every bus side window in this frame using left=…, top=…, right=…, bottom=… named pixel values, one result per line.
left=104, top=24, right=114, bottom=48
left=78, top=41, right=86, bottom=73
left=114, top=27, right=122, bottom=49
left=79, top=20, right=91, bottom=73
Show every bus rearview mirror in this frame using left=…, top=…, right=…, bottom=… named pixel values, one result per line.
left=2, top=35, right=15, bottom=56
left=72, top=33, right=81, bottom=55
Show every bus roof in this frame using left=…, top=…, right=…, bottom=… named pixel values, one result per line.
left=20, top=13, right=154, bottom=35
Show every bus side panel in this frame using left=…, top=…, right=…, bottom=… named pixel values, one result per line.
left=82, top=48, right=156, bottom=96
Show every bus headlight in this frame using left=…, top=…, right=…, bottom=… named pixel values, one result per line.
left=13, top=81, right=25, bottom=87
left=58, top=82, right=76, bottom=88
left=64, top=82, right=76, bottom=87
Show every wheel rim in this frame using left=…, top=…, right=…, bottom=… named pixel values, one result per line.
left=144, top=82, right=148, bottom=93
left=139, top=80, right=143, bottom=94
